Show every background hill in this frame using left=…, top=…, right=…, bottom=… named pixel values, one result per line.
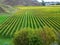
left=0, top=0, right=41, bottom=6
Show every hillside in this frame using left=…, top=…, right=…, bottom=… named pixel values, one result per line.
left=1, top=0, right=41, bottom=6
left=0, top=4, right=17, bottom=13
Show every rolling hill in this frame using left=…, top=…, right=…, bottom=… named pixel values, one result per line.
left=1, top=0, right=41, bottom=6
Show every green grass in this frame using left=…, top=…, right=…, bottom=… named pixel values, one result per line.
left=0, top=37, right=12, bottom=45
left=0, top=13, right=9, bottom=24
left=0, top=6, right=60, bottom=45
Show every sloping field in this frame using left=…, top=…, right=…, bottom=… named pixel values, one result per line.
left=0, top=7, right=60, bottom=37
left=0, top=6, right=60, bottom=45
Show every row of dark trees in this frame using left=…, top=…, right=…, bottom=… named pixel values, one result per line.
left=41, top=0, right=60, bottom=6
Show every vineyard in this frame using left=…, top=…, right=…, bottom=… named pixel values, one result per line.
left=0, top=6, right=60, bottom=45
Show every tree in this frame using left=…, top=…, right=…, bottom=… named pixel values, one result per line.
left=41, top=0, right=45, bottom=6
left=56, top=2, right=60, bottom=5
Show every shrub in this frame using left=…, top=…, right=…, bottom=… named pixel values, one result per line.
left=13, top=27, right=59, bottom=45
